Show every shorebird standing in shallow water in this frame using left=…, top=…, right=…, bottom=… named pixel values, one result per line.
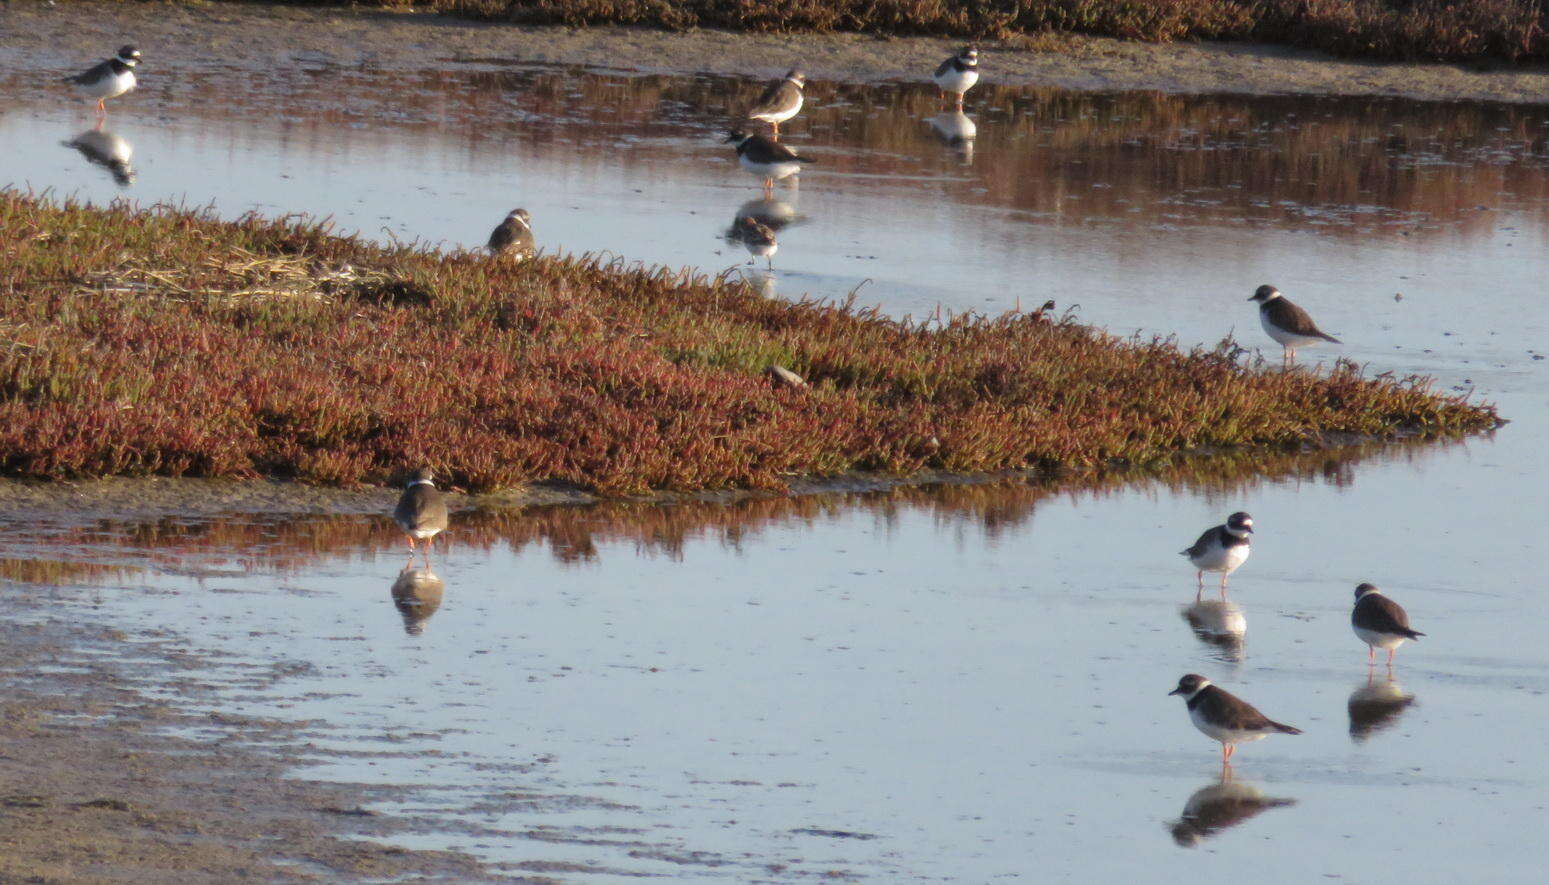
left=65, top=45, right=141, bottom=117
left=932, top=45, right=979, bottom=111
left=744, top=69, right=806, bottom=140
left=1249, top=284, right=1340, bottom=366
left=1351, top=583, right=1424, bottom=666
left=1180, top=512, right=1253, bottom=600
left=725, top=129, right=813, bottom=196
left=487, top=208, right=535, bottom=260
left=394, top=468, right=449, bottom=567
left=1169, top=674, right=1302, bottom=767
left=731, top=216, right=778, bottom=269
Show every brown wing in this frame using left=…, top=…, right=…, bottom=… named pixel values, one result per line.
left=394, top=485, right=449, bottom=533
left=487, top=219, right=515, bottom=252
left=1181, top=526, right=1216, bottom=557
left=488, top=220, right=534, bottom=254
left=1355, top=594, right=1422, bottom=637
left=934, top=57, right=956, bottom=78
left=1267, top=298, right=1339, bottom=342
left=748, top=80, right=797, bottom=117
left=1198, top=686, right=1302, bottom=734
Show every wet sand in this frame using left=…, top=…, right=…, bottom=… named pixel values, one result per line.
left=0, top=614, right=498, bottom=881
left=5, top=0, right=1549, bottom=104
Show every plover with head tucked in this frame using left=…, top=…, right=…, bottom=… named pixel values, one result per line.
left=1180, top=512, right=1253, bottom=600
left=1169, top=674, right=1302, bottom=765
left=1249, top=285, right=1340, bottom=366
left=1351, top=583, right=1424, bottom=666
left=932, top=46, right=979, bottom=111
left=65, top=45, right=141, bottom=116
left=725, top=129, right=813, bottom=195
left=745, top=69, right=806, bottom=140
left=394, top=468, right=450, bottom=566
left=487, top=208, right=535, bottom=260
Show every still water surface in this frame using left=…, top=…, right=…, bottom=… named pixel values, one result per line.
left=2, top=60, right=1548, bottom=880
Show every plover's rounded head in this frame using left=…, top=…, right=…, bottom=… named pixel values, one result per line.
left=961, top=46, right=979, bottom=62
left=1226, top=511, right=1254, bottom=534
left=509, top=208, right=531, bottom=223
left=117, top=45, right=141, bottom=64
left=785, top=69, right=807, bottom=86
left=724, top=129, right=752, bottom=145
left=1354, top=582, right=1381, bottom=599
left=1249, top=284, right=1280, bottom=302
left=408, top=467, right=435, bottom=486
left=1169, top=673, right=1210, bottom=696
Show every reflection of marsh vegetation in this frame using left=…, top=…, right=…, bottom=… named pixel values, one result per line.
left=0, top=431, right=1476, bottom=577
left=0, top=192, right=1495, bottom=492
left=16, top=66, right=1547, bottom=243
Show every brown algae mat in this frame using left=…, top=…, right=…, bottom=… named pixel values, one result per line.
left=0, top=192, right=1499, bottom=495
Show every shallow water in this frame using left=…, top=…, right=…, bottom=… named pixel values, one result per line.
left=3, top=60, right=1549, bottom=880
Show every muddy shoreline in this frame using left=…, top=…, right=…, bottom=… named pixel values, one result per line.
left=0, top=607, right=503, bottom=881
left=5, top=1, right=1549, bottom=104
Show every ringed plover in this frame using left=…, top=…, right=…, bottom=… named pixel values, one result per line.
left=1180, top=511, right=1253, bottom=600
left=1351, top=582, right=1423, bottom=665
left=745, top=69, right=806, bottom=140
left=1169, top=674, right=1302, bottom=765
left=487, top=208, right=535, bottom=260
left=725, top=129, right=813, bottom=196
left=1249, top=284, right=1340, bottom=366
left=65, top=45, right=141, bottom=116
left=932, top=46, right=979, bottom=111
left=394, top=468, right=450, bottom=566
left=731, top=216, right=778, bottom=268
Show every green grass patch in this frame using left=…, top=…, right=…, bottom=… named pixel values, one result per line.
left=0, top=191, right=1498, bottom=493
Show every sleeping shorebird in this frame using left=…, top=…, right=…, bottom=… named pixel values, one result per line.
left=932, top=45, right=979, bottom=111
left=65, top=45, right=141, bottom=116
left=1249, top=285, right=1340, bottom=366
left=725, top=129, right=813, bottom=196
left=487, top=208, right=535, bottom=260
left=393, top=468, right=449, bottom=567
left=744, top=69, right=805, bottom=140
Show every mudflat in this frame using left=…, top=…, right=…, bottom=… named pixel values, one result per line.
left=6, top=0, right=1549, bottom=104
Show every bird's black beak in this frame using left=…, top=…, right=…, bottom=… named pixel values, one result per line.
left=1167, top=687, right=1184, bottom=696
left=1243, top=526, right=1254, bottom=534
left=1246, top=294, right=1257, bottom=301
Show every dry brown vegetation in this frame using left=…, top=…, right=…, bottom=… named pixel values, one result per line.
left=0, top=191, right=1497, bottom=494
left=333, top=0, right=1549, bottom=63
